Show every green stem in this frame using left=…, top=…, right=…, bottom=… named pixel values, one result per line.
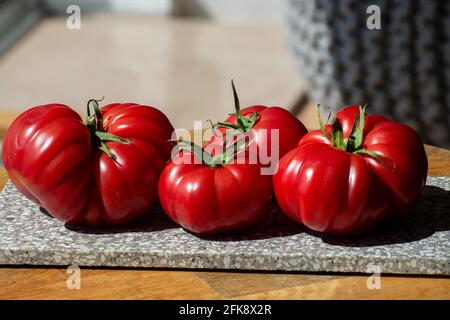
left=317, top=104, right=396, bottom=172
left=218, top=135, right=250, bottom=165
left=95, top=131, right=130, bottom=144
left=354, top=149, right=396, bottom=172
left=216, top=121, right=240, bottom=130
left=171, top=138, right=217, bottom=167
left=214, top=80, right=258, bottom=133
left=353, top=104, right=366, bottom=150
left=87, top=97, right=104, bottom=131
left=231, top=79, right=247, bottom=128
left=345, top=113, right=360, bottom=152
left=84, top=97, right=130, bottom=161
left=206, top=81, right=258, bottom=158
left=99, top=141, right=117, bottom=160
left=172, top=132, right=251, bottom=168
left=317, top=105, right=331, bottom=139
left=331, top=117, right=345, bottom=150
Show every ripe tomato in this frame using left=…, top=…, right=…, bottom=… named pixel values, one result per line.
left=158, top=140, right=272, bottom=234
left=2, top=100, right=174, bottom=226
left=207, top=81, right=307, bottom=172
left=273, top=105, right=428, bottom=234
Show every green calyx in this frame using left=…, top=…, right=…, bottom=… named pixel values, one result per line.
left=318, top=104, right=368, bottom=153
left=318, top=104, right=393, bottom=170
left=205, top=80, right=258, bottom=161
left=213, top=80, right=258, bottom=136
left=171, top=136, right=250, bottom=168
left=84, top=98, right=131, bottom=160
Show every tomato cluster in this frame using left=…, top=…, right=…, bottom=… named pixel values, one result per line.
left=2, top=83, right=428, bottom=235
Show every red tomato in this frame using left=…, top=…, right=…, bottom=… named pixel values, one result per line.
left=158, top=144, right=273, bottom=234
left=2, top=100, right=174, bottom=226
left=273, top=105, right=428, bottom=234
left=207, top=81, right=307, bottom=170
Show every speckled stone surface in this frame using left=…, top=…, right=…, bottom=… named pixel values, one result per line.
left=0, top=177, right=449, bottom=275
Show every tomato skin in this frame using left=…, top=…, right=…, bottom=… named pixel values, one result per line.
left=209, top=106, right=308, bottom=165
left=273, top=105, right=428, bottom=234
left=158, top=152, right=273, bottom=234
left=2, top=103, right=174, bottom=226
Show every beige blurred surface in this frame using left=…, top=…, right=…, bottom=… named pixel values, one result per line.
left=0, top=14, right=310, bottom=129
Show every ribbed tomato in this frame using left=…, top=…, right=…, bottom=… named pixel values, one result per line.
left=2, top=100, right=174, bottom=226
left=158, top=140, right=273, bottom=234
left=273, top=105, right=428, bottom=234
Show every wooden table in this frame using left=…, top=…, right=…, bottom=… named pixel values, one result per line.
left=0, top=143, right=449, bottom=299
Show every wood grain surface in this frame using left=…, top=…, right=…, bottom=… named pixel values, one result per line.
left=0, top=145, right=449, bottom=299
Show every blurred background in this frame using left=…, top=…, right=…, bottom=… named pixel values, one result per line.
left=0, top=0, right=449, bottom=148
left=0, top=0, right=311, bottom=135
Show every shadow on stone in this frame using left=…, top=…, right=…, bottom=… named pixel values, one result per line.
left=39, top=207, right=54, bottom=218
left=64, top=186, right=449, bottom=244
left=64, top=206, right=178, bottom=234
left=194, top=203, right=306, bottom=241
left=316, top=186, right=450, bottom=247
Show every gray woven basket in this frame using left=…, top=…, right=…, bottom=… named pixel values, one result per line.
left=286, top=0, right=450, bottom=148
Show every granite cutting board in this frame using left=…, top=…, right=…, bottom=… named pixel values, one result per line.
left=0, top=177, right=449, bottom=275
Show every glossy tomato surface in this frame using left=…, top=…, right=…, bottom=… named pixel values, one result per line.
left=3, top=103, right=174, bottom=226
left=208, top=105, right=308, bottom=170
left=158, top=151, right=273, bottom=234
left=273, top=106, right=428, bottom=234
